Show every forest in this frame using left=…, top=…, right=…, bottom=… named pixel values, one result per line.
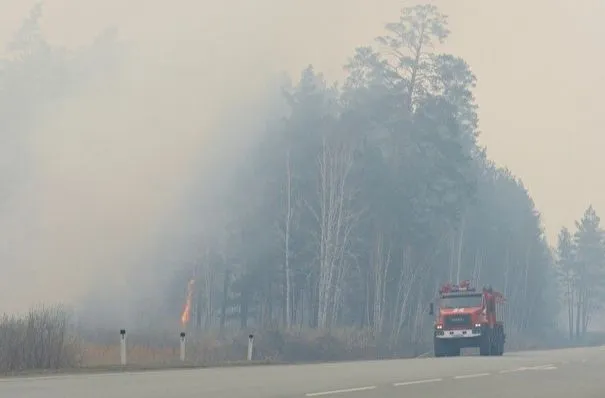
left=191, top=4, right=556, bottom=350
left=1, top=3, right=605, bottom=369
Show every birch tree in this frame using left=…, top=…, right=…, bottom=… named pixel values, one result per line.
left=369, top=232, right=390, bottom=337
left=313, top=132, right=359, bottom=329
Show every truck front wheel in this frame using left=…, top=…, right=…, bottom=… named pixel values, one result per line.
left=434, top=338, right=460, bottom=357
left=434, top=338, right=448, bottom=357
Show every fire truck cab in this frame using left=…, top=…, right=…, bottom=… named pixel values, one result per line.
left=428, top=280, right=505, bottom=357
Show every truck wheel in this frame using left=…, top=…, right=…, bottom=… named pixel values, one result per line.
left=479, top=332, right=492, bottom=356
left=490, top=341, right=499, bottom=356
left=495, top=331, right=505, bottom=356
left=489, top=327, right=504, bottom=356
left=434, top=338, right=448, bottom=357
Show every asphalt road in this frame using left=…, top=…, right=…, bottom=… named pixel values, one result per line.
left=2, top=346, right=605, bottom=398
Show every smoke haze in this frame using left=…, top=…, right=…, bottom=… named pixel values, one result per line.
left=1, top=0, right=605, bottom=323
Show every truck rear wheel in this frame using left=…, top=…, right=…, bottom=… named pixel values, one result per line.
left=479, top=330, right=492, bottom=356
left=489, top=338, right=501, bottom=356
left=480, top=327, right=504, bottom=356
left=495, top=342, right=504, bottom=356
left=492, top=327, right=505, bottom=356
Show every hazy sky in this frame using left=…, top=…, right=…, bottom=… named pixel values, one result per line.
left=1, top=0, right=604, bottom=312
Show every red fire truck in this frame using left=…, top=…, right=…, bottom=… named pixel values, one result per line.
left=429, top=280, right=506, bottom=357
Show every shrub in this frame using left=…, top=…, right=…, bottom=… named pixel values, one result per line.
left=0, top=305, right=81, bottom=372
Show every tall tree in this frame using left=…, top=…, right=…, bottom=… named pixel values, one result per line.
left=375, top=4, right=449, bottom=111
left=556, top=227, right=576, bottom=340
left=573, top=206, right=605, bottom=337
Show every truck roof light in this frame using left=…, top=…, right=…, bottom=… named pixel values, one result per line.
left=439, top=280, right=476, bottom=294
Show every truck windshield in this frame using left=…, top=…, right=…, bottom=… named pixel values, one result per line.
left=440, top=295, right=482, bottom=309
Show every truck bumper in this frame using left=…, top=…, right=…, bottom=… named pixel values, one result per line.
left=435, top=328, right=481, bottom=339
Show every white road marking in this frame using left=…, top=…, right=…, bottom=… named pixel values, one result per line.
left=393, top=378, right=442, bottom=386
left=499, top=368, right=523, bottom=374
left=0, top=367, right=218, bottom=383
left=305, top=386, right=377, bottom=396
left=528, top=364, right=555, bottom=370
left=0, top=371, right=170, bottom=383
left=454, top=373, right=490, bottom=379
left=498, top=364, right=556, bottom=374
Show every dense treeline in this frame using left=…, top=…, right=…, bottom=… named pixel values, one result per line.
left=556, top=206, right=605, bottom=341
left=188, top=4, right=559, bottom=354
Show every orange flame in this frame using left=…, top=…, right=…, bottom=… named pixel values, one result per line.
left=180, top=279, right=195, bottom=326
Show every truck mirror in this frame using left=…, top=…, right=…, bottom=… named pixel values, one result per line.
left=429, top=302, right=434, bottom=316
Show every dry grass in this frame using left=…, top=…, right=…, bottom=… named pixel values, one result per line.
left=77, top=327, right=430, bottom=367
left=81, top=343, right=179, bottom=367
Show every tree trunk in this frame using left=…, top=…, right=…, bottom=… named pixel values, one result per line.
left=220, top=269, right=230, bottom=334
left=566, top=275, right=573, bottom=340
left=284, top=148, right=293, bottom=329
left=314, top=134, right=357, bottom=329
left=455, top=213, right=466, bottom=283
left=575, top=288, right=582, bottom=339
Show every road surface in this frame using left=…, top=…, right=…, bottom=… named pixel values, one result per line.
left=2, top=346, right=605, bottom=397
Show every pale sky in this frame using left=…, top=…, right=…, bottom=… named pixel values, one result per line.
left=1, top=0, right=604, bottom=311
left=2, top=0, right=602, bottom=239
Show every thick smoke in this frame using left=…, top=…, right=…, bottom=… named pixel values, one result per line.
left=0, top=0, right=309, bottom=318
